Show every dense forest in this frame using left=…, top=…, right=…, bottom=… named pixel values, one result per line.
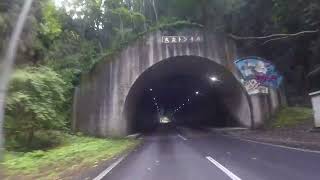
left=0, top=0, right=319, bottom=150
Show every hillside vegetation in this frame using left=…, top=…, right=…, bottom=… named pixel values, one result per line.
left=1, top=0, right=319, bottom=164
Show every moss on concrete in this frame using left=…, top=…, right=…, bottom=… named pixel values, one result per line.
left=272, top=107, right=313, bottom=128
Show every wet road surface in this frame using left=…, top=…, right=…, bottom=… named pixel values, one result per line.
left=101, top=126, right=320, bottom=180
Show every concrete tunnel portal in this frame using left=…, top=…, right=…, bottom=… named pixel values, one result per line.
left=124, top=56, right=251, bottom=133
left=73, top=29, right=284, bottom=137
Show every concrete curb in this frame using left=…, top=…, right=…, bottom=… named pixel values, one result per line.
left=126, top=133, right=142, bottom=139
left=309, top=127, right=320, bottom=133
left=208, top=127, right=249, bottom=133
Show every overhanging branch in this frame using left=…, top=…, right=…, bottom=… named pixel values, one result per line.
left=262, top=36, right=291, bottom=45
left=229, top=30, right=319, bottom=41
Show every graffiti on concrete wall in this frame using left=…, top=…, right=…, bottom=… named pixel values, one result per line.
left=235, top=57, right=283, bottom=95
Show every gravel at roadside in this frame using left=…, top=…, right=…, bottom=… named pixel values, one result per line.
left=212, top=120, right=320, bottom=151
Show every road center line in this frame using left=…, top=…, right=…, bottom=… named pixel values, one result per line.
left=93, top=155, right=126, bottom=180
left=206, top=156, right=242, bottom=180
left=178, top=134, right=187, bottom=141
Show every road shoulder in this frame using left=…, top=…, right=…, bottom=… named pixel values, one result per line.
left=72, top=139, right=143, bottom=180
left=210, top=123, right=320, bottom=152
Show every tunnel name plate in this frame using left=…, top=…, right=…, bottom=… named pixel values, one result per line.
left=161, top=36, right=202, bottom=44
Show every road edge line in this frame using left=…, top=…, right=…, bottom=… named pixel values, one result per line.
left=239, top=138, right=320, bottom=154
left=214, top=132, right=320, bottom=154
left=93, top=154, right=127, bottom=180
left=206, top=156, right=242, bottom=180
left=178, top=134, right=187, bottom=141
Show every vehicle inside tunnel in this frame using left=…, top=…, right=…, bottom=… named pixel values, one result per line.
left=124, top=56, right=251, bottom=133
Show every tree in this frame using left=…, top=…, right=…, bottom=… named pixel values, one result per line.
left=39, top=1, right=62, bottom=41
left=5, top=67, right=70, bottom=147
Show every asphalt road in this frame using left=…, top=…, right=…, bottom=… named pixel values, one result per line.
left=100, top=126, right=320, bottom=180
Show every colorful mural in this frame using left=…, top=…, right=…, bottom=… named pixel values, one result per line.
left=235, top=57, right=283, bottom=95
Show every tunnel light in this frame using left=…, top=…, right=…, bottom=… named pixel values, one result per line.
left=188, top=99, right=190, bottom=102
left=195, top=91, right=200, bottom=95
left=182, top=104, right=185, bottom=106
left=160, top=117, right=171, bottom=124
left=210, top=76, right=219, bottom=82
left=149, top=88, right=153, bottom=91
left=153, top=97, right=156, bottom=100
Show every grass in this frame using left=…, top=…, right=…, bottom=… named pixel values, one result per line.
left=272, top=107, right=313, bottom=128
left=2, top=134, right=139, bottom=179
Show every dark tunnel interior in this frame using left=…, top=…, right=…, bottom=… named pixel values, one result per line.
left=124, top=56, right=246, bottom=133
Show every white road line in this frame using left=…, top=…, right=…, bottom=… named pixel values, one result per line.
left=93, top=155, right=126, bottom=180
left=218, top=133, right=320, bottom=154
left=206, top=156, right=242, bottom=180
left=240, top=138, right=320, bottom=154
left=178, top=134, right=187, bottom=141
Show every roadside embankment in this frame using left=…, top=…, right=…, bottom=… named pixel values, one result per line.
left=2, top=133, right=140, bottom=180
left=212, top=107, right=320, bottom=151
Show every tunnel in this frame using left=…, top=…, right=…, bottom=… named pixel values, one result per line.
left=124, top=56, right=252, bottom=133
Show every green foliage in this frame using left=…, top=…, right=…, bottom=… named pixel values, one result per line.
left=157, top=20, right=204, bottom=30
left=45, top=31, right=100, bottom=79
left=5, top=67, right=71, bottom=149
left=5, top=130, right=66, bottom=152
left=0, top=14, right=6, bottom=32
left=272, top=0, right=320, bottom=29
left=3, top=134, right=139, bottom=179
left=39, top=1, right=62, bottom=41
left=97, top=19, right=203, bottom=66
left=272, top=107, right=313, bottom=128
left=1, top=0, right=320, bottom=153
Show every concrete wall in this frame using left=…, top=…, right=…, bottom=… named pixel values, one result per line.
left=248, top=86, right=287, bottom=128
left=73, top=28, right=283, bottom=137
left=250, top=94, right=267, bottom=128
left=310, top=91, right=320, bottom=127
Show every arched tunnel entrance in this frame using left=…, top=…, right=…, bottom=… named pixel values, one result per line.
left=124, top=56, right=252, bottom=133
